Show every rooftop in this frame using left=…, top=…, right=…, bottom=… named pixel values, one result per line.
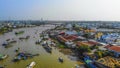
left=105, top=45, right=120, bottom=53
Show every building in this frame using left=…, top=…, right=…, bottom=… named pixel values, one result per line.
left=105, top=45, right=120, bottom=57
left=57, top=35, right=77, bottom=48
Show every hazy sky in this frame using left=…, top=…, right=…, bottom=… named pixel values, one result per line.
left=0, top=0, right=120, bottom=21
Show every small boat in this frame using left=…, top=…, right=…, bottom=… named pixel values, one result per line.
left=75, top=64, right=80, bottom=68
left=2, top=42, right=11, bottom=48
left=2, top=42, right=8, bottom=46
left=58, top=57, right=64, bottom=63
left=13, top=56, right=21, bottom=62
left=15, top=31, right=24, bottom=35
left=9, top=40, right=17, bottom=43
left=6, top=39, right=10, bottom=41
left=26, top=61, right=36, bottom=68
left=43, top=45, right=52, bottom=53
left=35, top=38, right=43, bottom=44
left=26, top=36, right=30, bottom=39
left=1, top=55, right=8, bottom=59
left=0, top=54, right=8, bottom=60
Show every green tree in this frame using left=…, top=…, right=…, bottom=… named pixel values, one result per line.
left=95, top=50, right=103, bottom=58
left=78, top=45, right=91, bottom=53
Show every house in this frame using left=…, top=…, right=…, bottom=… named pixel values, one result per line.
left=57, top=34, right=78, bottom=42
left=57, top=35, right=77, bottom=48
left=59, top=30, right=77, bottom=36
left=88, top=40, right=99, bottom=46
left=65, top=41, right=76, bottom=48
left=57, top=35, right=68, bottom=42
left=105, top=45, right=120, bottom=57
left=76, top=41, right=97, bottom=47
left=76, top=36, right=86, bottom=41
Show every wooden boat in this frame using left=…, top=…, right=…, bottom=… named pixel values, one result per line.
left=0, top=54, right=8, bottom=60
left=1, top=55, right=8, bottom=59
left=58, top=57, right=64, bottom=63
left=43, top=45, right=52, bottom=53
left=9, top=40, right=17, bottom=43
left=26, top=61, right=36, bottom=68
left=26, top=36, right=30, bottom=39
left=2, top=42, right=8, bottom=46
left=19, top=36, right=30, bottom=40
left=15, top=31, right=24, bottom=35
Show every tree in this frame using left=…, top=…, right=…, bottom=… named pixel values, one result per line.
left=95, top=50, right=103, bottom=58
left=77, top=45, right=91, bottom=54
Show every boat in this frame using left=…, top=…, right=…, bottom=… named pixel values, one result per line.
left=13, top=56, right=21, bottom=62
left=75, top=64, right=80, bottom=68
left=26, top=36, right=30, bottom=39
left=6, top=39, right=10, bottom=41
left=9, top=40, right=17, bottom=44
left=26, top=61, right=36, bottom=68
left=42, top=41, right=52, bottom=53
left=1, top=55, right=8, bottom=59
left=58, top=57, right=64, bottom=63
left=15, top=31, right=24, bottom=35
left=35, top=38, right=43, bottom=44
left=2, top=42, right=8, bottom=46
left=2, top=42, right=11, bottom=48
left=43, top=45, right=52, bottom=53
left=19, top=36, right=30, bottom=40
left=0, top=54, right=8, bottom=60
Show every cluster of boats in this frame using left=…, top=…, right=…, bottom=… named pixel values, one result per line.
left=13, top=52, right=39, bottom=62
left=2, top=35, right=30, bottom=48
left=42, top=41, right=52, bottom=53
left=2, top=40, right=17, bottom=48
left=42, top=44, right=52, bottom=53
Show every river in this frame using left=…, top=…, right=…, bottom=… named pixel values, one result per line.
left=0, top=25, right=83, bottom=68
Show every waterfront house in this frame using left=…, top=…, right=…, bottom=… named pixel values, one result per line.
left=57, top=35, right=77, bottom=48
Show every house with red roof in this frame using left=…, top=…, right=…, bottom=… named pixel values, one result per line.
left=105, top=45, right=120, bottom=57
left=57, top=35, right=77, bottom=48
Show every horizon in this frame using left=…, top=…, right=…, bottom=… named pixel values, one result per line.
left=1, top=0, right=120, bottom=21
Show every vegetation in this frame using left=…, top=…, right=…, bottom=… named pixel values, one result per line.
left=90, top=45, right=99, bottom=50
left=0, top=27, right=12, bottom=34
left=77, top=45, right=91, bottom=54
left=94, top=50, right=111, bottom=58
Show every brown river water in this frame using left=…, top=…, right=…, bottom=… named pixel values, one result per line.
left=0, top=25, right=83, bottom=68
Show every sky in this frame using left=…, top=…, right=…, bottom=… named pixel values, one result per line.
left=0, top=0, right=120, bottom=21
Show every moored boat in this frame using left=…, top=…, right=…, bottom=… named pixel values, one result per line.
left=0, top=54, right=8, bottom=60
left=26, top=61, right=36, bottom=68
left=58, top=57, right=64, bottom=63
